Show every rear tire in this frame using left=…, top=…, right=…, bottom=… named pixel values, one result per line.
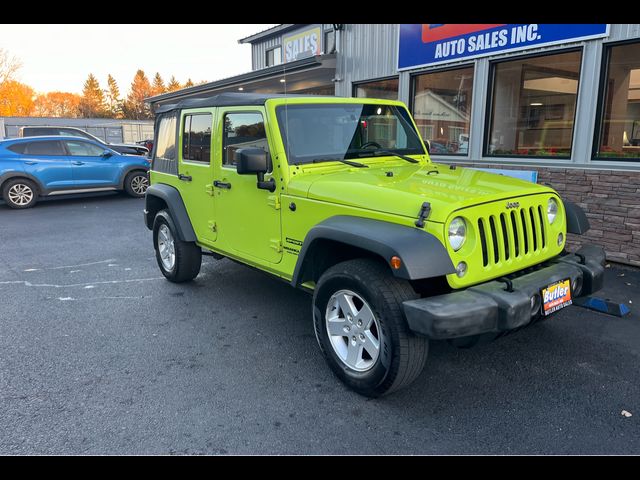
left=313, top=258, right=429, bottom=397
left=124, top=171, right=149, bottom=198
left=2, top=178, right=38, bottom=209
left=153, top=210, right=201, bottom=282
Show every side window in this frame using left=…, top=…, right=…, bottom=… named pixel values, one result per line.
left=64, top=140, right=105, bottom=156
left=223, top=112, right=268, bottom=167
left=155, top=115, right=177, bottom=161
left=182, top=114, right=212, bottom=163
left=24, top=140, right=65, bottom=155
left=8, top=143, right=27, bottom=154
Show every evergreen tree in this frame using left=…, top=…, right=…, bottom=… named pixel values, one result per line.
left=105, top=74, right=122, bottom=118
left=122, top=69, right=153, bottom=119
left=78, top=73, right=107, bottom=118
left=152, top=72, right=166, bottom=96
left=166, top=76, right=181, bottom=92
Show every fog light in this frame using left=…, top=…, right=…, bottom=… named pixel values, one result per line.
left=455, top=261, right=467, bottom=277
left=571, top=276, right=583, bottom=296
left=557, top=232, right=564, bottom=246
left=530, top=294, right=541, bottom=316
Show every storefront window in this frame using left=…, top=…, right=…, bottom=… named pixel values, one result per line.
left=354, top=78, right=399, bottom=100
left=486, top=50, right=582, bottom=157
left=594, top=42, right=640, bottom=161
left=411, top=67, right=473, bottom=155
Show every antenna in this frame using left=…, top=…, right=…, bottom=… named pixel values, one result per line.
left=283, top=55, right=291, bottom=167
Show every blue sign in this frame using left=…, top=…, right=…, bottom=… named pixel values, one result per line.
left=398, top=24, right=609, bottom=70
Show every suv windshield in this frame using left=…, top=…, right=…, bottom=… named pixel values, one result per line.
left=275, top=103, right=425, bottom=165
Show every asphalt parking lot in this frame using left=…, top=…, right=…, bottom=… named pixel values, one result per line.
left=0, top=193, right=639, bottom=454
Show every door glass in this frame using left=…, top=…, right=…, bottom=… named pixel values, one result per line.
left=24, top=140, right=65, bottom=155
left=182, top=114, right=212, bottom=163
left=223, top=113, right=268, bottom=167
left=65, top=140, right=104, bottom=156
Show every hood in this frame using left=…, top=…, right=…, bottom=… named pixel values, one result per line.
left=288, top=162, right=555, bottom=223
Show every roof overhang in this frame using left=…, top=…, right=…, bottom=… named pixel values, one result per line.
left=238, top=24, right=299, bottom=44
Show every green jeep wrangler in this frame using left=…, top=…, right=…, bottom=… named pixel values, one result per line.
left=144, top=93, right=605, bottom=397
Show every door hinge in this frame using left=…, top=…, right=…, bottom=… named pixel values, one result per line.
left=267, top=194, right=281, bottom=210
left=269, top=239, right=282, bottom=252
left=208, top=221, right=217, bottom=233
left=205, top=184, right=215, bottom=196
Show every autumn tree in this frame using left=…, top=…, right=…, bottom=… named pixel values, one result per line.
left=166, top=76, right=181, bottom=92
left=78, top=73, right=107, bottom=118
left=152, top=72, right=166, bottom=96
left=0, top=80, right=34, bottom=116
left=0, top=48, right=22, bottom=85
left=183, top=78, right=194, bottom=88
left=121, top=69, right=153, bottom=119
left=104, top=74, right=122, bottom=118
left=33, top=92, right=81, bottom=117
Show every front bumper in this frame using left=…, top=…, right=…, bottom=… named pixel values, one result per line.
left=403, top=244, right=605, bottom=339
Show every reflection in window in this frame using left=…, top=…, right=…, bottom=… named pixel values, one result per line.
left=223, top=112, right=268, bottom=166
left=487, top=50, right=582, bottom=157
left=595, top=42, right=640, bottom=161
left=354, top=78, right=399, bottom=100
left=412, top=67, right=473, bottom=155
left=182, top=114, right=212, bottom=162
left=65, top=141, right=104, bottom=156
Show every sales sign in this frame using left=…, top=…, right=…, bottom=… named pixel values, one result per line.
left=283, top=25, right=322, bottom=63
left=398, top=24, right=609, bottom=70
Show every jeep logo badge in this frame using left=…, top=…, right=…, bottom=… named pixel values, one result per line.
left=506, top=201, right=520, bottom=209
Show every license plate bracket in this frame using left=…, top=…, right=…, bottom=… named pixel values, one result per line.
left=541, top=278, right=572, bottom=316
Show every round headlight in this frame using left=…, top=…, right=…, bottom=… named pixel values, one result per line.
left=547, top=198, right=558, bottom=224
left=448, top=217, right=467, bottom=251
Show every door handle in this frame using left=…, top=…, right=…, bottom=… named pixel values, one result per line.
left=72, top=161, right=84, bottom=165
left=24, top=161, right=37, bottom=165
left=178, top=174, right=192, bottom=182
left=213, top=180, right=231, bottom=189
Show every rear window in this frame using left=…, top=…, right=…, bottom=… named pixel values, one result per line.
left=22, top=127, right=57, bottom=137
left=23, top=140, right=66, bottom=155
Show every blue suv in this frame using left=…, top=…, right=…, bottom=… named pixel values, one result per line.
left=0, top=136, right=151, bottom=209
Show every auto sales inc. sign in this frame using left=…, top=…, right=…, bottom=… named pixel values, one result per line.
left=398, top=24, right=609, bottom=70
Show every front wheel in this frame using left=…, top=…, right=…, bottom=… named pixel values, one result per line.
left=153, top=210, right=201, bottom=282
left=124, top=171, right=149, bottom=198
left=313, top=258, right=429, bottom=397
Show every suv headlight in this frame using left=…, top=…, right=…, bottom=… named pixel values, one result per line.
left=448, top=217, right=466, bottom=251
left=547, top=198, right=558, bottom=224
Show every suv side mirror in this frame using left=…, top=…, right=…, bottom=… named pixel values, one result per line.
left=236, top=148, right=275, bottom=192
left=424, top=140, right=431, bottom=155
left=101, top=149, right=112, bottom=158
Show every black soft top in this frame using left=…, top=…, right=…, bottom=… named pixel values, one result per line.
left=155, top=92, right=317, bottom=114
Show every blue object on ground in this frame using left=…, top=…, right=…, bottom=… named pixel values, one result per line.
left=573, top=296, right=632, bottom=317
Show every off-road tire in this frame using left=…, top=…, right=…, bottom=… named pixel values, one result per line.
left=153, top=210, right=201, bottom=282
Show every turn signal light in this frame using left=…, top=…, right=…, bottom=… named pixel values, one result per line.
left=390, top=256, right=402, bottom=270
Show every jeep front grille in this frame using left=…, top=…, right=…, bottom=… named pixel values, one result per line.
left=477, top=205, right=547, bottom=267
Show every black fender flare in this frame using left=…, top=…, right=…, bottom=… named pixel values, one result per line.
left=291, top=215, right=455, bottom=287
left=0, top=171, right=46, bottom=195
left=119, top=166, right=149, bottom=190
left=144, top=183, right=196, bottom=242
left=564, top=200, right=590, bottom=235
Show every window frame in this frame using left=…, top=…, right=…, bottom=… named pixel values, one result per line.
left=265, top=46, right=282, bottom=67
left=483, top=47, right=583, bottom=160
left=181, top=112, right=213, bottom=164
left=409, top=63, right=476, bottom=157
left=63, top=139, right=105, bottom=157
left=221, top=110, right=270, bottom=171
left=591, top=38, right=640, bottom=163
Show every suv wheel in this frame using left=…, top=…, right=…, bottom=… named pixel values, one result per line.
left=153, top=210, right=201, bottom=282
left=124, top=171, right=149, bottom=198
left=2, top=178, right=38, bottom=209
left=313, top=258, right=429, bottom=397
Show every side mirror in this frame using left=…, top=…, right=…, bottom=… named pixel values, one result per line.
left=236, top=148, right=275, bottom=192
left=101, top=150, right=112, bottom=158
left=424, top=139, right=431, bottom=155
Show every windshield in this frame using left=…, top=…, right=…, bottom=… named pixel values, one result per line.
left=275, top=103, right=425, bottom=165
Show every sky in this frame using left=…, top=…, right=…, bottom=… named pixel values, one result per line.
left=0, top=24, right=277, bottom=94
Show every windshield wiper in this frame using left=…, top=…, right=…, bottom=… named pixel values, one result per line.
left=358, top=149, right=419, bottom=164
left=311, top=157, right=368, bottom=168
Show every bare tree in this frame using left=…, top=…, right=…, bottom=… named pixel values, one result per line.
left=0, top=48, right=22, bottom=85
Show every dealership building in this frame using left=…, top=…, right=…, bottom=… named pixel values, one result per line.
left=147, top=24, right=640, bottom=266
